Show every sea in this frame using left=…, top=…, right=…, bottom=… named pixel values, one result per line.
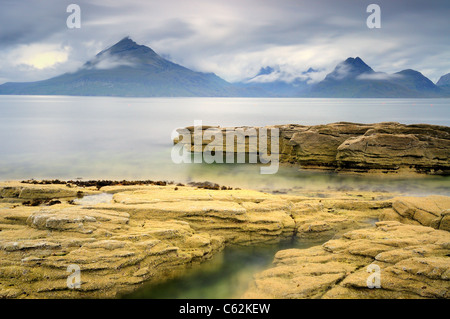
left=1, top=95, right=449, bottom=298
left=0, top=95, right=449, bottom=195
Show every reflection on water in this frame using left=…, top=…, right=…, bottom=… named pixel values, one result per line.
left=180, top=161, right=450, bottom=196
left=123, top=238, right=330, bottom=299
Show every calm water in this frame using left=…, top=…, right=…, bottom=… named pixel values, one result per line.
left=123, top=238, right=330, bottom=299
left=0, top=96, right=449, bottom=194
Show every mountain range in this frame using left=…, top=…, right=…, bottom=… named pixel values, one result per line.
left=0, top=37, right=449, bottom=98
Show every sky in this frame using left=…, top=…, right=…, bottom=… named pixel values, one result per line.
left=0, top=0, right=449, bottom=84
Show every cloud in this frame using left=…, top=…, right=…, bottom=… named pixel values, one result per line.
left=357, top=72, right=404, bottom=81
left=12, top=44, right=70, bottom=70
left=86, top=52, right=137, bottom=70
left=326, top=63, right=351, bottom=80
left=247, top=69, right=308, bottom=84
left=246, top=66, right=324, bottom=84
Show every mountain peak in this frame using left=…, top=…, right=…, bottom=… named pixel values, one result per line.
left=305, top=67, right=317, bottom=73
left=396, top=69, right=422, bottom=76
left=325, top=57, right=374, bottom=81
left=82, top=37, right=163, bottom=69
left=96, top=37, right=158, bottom=59
left=112, top=36, right=139, bottom=48
left=119, top=36, right=134, bottom=42
left=395, top=69, right=439, bottom=91
left=343, top=57, right=373, bottom=72
left=256, top=66, right=276, bottom=76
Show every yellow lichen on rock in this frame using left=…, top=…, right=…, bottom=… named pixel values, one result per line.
left=1, top=181, right=449, bottom=299
left=243, top=221, right=450, bottom=299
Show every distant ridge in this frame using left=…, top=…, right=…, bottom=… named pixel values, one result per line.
left=0, top=38, right=448, bottom=98
left=306, top=57, right=447, bottom=98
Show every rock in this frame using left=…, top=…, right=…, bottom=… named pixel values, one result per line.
left=243, top=221, right=450, bottom=299
left=109, top=187, right=295, bottom=245
left=26, top=208, right=129, bottom=233
left=1, top=181, right=449, bottom=299
left=19, top=188, right=80, bottom=200
left=336, top=133, right=450, bottom=174
left=175, top=122, right=450, bottom=175
left=381, top=196, right=450, bottom=231
left=0, top=187, right=21, bottom=199
left=288, top=131, right=345, bottom=167
left=0, top=182, right=99, bottom=203
left=0, top=210, right=224, bottom=298
left=291, top=198, right=386, bottom=240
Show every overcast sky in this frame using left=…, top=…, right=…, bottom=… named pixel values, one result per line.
left=0, top=0, right=449, bottom=84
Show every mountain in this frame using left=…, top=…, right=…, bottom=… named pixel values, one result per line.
left=0, top=39, right=449, bottom=98
left=305, top=57, right=447, bottom=98
left=0, top=37, right=238, bottom=97
left=393, top=69, right=443, bottom=95
left=436, top=73, right=450, bottom=95
left=323, top=57, right=374, bottom=80
left=437, top=73, right=450, bottom=87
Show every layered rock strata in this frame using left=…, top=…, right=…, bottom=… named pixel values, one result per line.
left=175, top=122, right=450, bottom=175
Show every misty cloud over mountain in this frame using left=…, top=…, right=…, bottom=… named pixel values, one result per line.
left=0, top=38, right=448, bottom=98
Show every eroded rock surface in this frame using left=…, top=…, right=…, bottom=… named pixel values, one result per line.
left=176, top=122, right=450, bottom=175
left=0, top=181, right=448, bottom=299
left=243, top=221, right=450, bottom=299
left=380, top=195, right=450, bottom=231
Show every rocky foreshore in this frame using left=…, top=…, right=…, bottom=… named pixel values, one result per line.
left=0, top=181, right=449, bottom=299
left=175, top=122, right=450, bottom=175
left=243, top=221, right=450, bottom=299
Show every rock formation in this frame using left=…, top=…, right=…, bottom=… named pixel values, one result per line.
left=0, top=181, right=449, bottom=298
left=381, top=195, right=450, bottom=231
left=175, top=122, right=450, bottom=175
left=243, top=221, right=450, bottom=299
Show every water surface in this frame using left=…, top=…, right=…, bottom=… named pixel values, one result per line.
left=0, top=96, right=448, bottom=194
left=124, top=238, right=328, bottom=299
